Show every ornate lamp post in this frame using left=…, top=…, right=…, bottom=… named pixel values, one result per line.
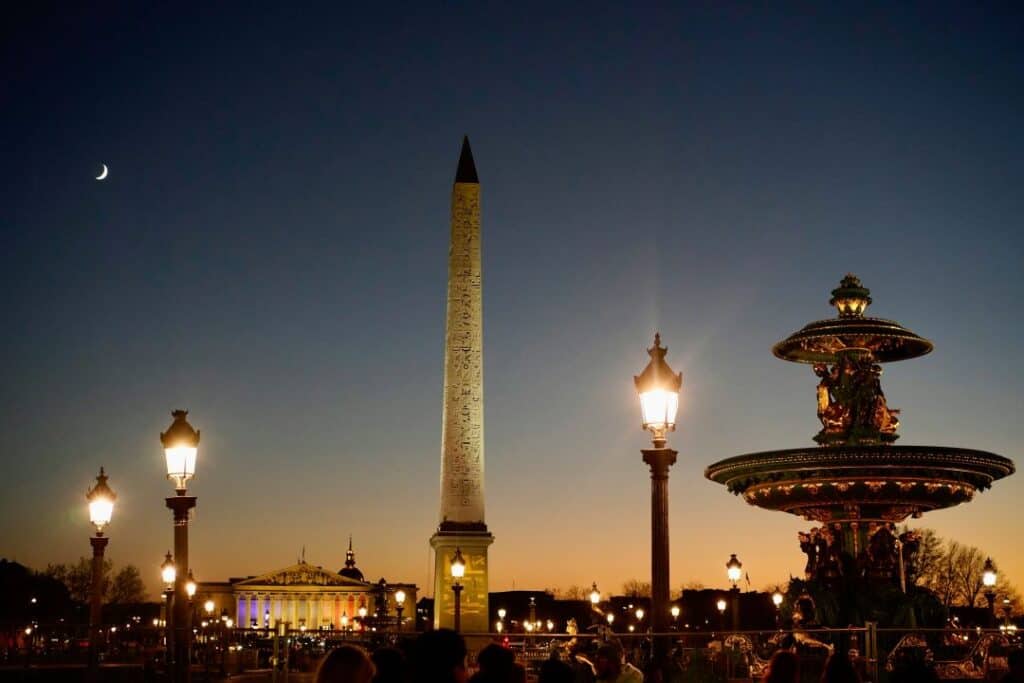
left=772, top=588, right=783, bottom=628
left=161, top=410, right=200, bottom=683
left=395, top=589, right=406, bottom=631
left=983, top=558, right=997, bottom=627
left=161, top=552, right=176, bottom=667
left=450, top=548, right=465, bottom=633
left=634, top=333, right=682, bottom=664
left=726, top=554, right=742, bottom=631
left=86, top=468, right=116, bottom=678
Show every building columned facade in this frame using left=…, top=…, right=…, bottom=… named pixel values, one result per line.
left=196, top=544, right=416, bottom=631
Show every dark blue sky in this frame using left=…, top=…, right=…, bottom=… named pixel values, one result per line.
left=3, top=2, right=1022, bottom=597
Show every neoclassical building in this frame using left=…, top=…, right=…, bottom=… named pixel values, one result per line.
left=197, top=542, right=417, bottom=631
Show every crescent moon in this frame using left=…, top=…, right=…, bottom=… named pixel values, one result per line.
left=95, top=164, right=108, bottom=180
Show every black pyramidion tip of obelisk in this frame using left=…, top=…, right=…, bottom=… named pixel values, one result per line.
left=455, top=135, right=479, bottom=184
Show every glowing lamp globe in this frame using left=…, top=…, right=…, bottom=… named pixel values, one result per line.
left=161, top=552, right=176, bottom=587
left=498, top=608, right=507, bottom=620
left=983, top=558, right=997, bottom=588
left=86, top=467, right=117, bottom=534
left=450, top=548, right=466, bottom=579
left=635, top=608, right=644, bottom=621
left=772, top=589, right=784, bottom=608
left=185, top=570, right=197, bottom=598
left=204, top=600, right=215, bottom=615
left=160, top=410, right=200, bottom=493
left=395, top=589, right=406, bottom=606
left=589, top=583, right=601, bottom=605
left=726, top=554, right=743, bottom=585
left=634, top=334, right=683, bottom=448
left=606, top=613, right=614, bottom=625
left=716, top=599, right=727, bottom=614
left=671, top=605, right=680, bottom=618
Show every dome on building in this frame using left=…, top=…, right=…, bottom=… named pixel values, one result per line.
left=338, top=536, right=365, bottom=582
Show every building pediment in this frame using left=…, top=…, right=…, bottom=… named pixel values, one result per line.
left=234, top=563, right=368, bottom=588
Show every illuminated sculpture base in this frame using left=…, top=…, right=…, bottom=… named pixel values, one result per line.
left=430, top=527, right=493, bottom=633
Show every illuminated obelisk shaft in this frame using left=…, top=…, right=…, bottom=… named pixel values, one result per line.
left=431, top=137, right=493, bottom=632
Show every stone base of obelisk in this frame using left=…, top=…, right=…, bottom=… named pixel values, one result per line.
left=430, top=527, right=494, bottom=633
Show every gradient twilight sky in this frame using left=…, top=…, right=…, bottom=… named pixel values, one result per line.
left=2, top=3, right=1022, bottom=601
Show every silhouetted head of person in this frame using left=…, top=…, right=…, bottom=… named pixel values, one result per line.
left=594, top=643, right=624, bottom=680
left=821, top=652, right=859, bottom=683
left=316, top=645, right=376, bottom=683
left=412, top=629, right=467, bottom=683
left=371, top=646, right=406, bottom=683
left=763, top=650, right=799, bottom=683
left=476, top=643, right=515, bottom=675
left=538, top=657, right=574, bottom=683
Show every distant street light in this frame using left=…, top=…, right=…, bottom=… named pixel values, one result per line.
left=983, top=558, right=998, bottom=627
left=161, top=410, right=200, bottom=683
left=86, top=467, right=116, bottom=678
left=395, top=589, right=406, bottom=631
left=725, top=554, right=742, bottom=631
left=185, top=571, right=197, bottom=600
left=450, top=548, right=465, bottom=633
left=670, top=605, right=680, bottom=630
left=772, top=588, right=784, bottom=628
left=590, top=583, right=601, bottom=606
left=634, top=333, right=682, bottom=665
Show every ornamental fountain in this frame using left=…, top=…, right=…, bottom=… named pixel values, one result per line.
left=705, top=275, right=1014, bottom=588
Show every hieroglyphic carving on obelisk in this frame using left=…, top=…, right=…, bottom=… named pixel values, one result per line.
left=431, top=137, right=493, bottom=632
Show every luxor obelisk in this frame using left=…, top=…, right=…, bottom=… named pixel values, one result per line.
left=430, top=137, right=493, bottom=632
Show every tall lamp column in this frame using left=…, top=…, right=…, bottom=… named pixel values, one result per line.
left=161, top=410, right=200, bottom=683
left=634, top=333, right=682, bottom=666
left=86, top=468, right=116, bottom=678
left=450, top=548, right=466, bottom=633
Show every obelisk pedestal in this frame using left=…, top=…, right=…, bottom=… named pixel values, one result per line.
left=431, top=137, right=493, bottom=633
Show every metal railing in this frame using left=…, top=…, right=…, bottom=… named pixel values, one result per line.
left=1, top=623, right=1020, bottom=682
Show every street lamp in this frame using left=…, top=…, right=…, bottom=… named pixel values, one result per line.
left=395, top=589, right=406, bottom=631
left=726, top=554, right=742, bottom=631
left=635, top=608, right=645, bottom=622
left=204, top=600, right=214, bottom=616
left=450, top=548, right=465, bottom=633
left=160, top=553, right=175, bottom=667
left=590, top=583, right=601, bottom=607
left=726, top=554, right=743, bottom=587
left=86, top=467, right=116, bottom=676
left=162, top=553, right=177, bottom=587
left=983, top=558, right=998, bottom=626
left=606, top=613, right=615, bottom=627
left=161, top=410, right=200, bottom=683
left=716, top=598, right=727, bottom=632
left=498, top=607, right=506, bottom=620
left=634, top=333, right=682, bottom=664
left=772, top=588, right=783, bottom=628
left=185, top=571, right=197, bottom=600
